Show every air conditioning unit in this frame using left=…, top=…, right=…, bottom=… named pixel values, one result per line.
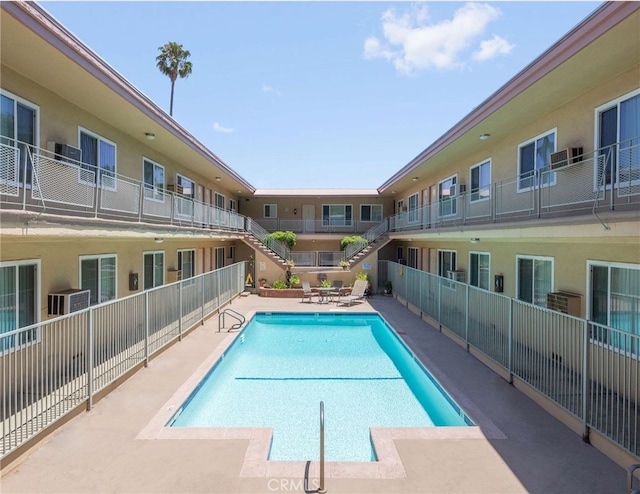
left=447, top=270, right=466, bottom=282
left=167, top=184, right=184, bottom=195
left=54, top=143, right=82, bottom=164
left=48, top=289, right=91, bottom=316
left=549, top=147, right=583, bottom=170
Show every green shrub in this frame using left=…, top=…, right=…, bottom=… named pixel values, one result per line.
left=266, top=231, right=297, bottom=249
left=271, top=280, right=288, bottom=289
left=288, top=275, right=300, bottom=288
left=340, top=235, right=366, bottom=251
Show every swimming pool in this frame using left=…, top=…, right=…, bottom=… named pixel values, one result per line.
left=169, top=312, right=472, bottom=462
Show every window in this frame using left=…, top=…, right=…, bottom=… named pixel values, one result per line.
left=438, top=176, right=457, bottom=217
left=227, top=245, right=236, bottom=260
left=407, top=247, right=419, bottom=269
left=264, top=204, right=277, bottom=218
left=360, top=204, right=382, bottom=222
left=178, top=249, right=195, bottom=279
left=516, top=255, right=553, bottom=307
left=215, top=247, right=225, bottom=269
left=0, top=90, right=39, bottom=186
left=397, top=246, right=404, bottom=263
left=0, top=260, right=39, bottom=351
left=470, top=252, right=490, bottom=290
left=143, top=158, right=165, bottom=201
left=80, top=254, right=116, bottom=305
left=397, top=199, right=404, bottom=214
left=177, top=174, right=195, bottom=198
left=470, top=160, right=491, bottom=202
left=229, top=198, right=237, bottom=212
left=438, top=250, right=457, bottom=277
left=143, top=251, right=164, bottom=290
left=214, top=192, right=225, bottom=209
left=517, top=129, right=556, bottom=191
left=596, top=89, right=640, bottom=188
left=322, top=205, right=352, bottom=226
left=408, top=193, right=419, bottom=223
left=589, top=262, right=639, bottom=350
left=79, top=128, right=116, bottom=188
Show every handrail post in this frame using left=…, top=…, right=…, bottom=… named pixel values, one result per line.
left=319, top=400, right=326, bottom=494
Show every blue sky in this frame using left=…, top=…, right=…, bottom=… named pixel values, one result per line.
left=42, top=1, right=600, bottom=189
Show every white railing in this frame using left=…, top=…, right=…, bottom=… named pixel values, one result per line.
left=0, top=262, right=245, bottom=459
left=380, top=260, right=639, bottom=460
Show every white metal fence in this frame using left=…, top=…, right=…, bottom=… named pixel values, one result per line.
left=379, top=260, right=639, bottom=459
left=0, top=262, right=245, bottom=459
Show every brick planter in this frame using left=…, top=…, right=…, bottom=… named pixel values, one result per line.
left=258, top=287, right=308, bottom=298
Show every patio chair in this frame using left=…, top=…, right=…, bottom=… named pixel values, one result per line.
left=337, top=279, right=368, bottom=307
left=301, top=281, right=318, bottom=303
left=328, top=280, right=344, bottom=302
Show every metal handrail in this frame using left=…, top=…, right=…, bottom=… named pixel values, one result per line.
left=627, top=464, right=640, bottom=494
left=319, top=400, right=326, bottom=494
left=218, top=308, right=245, bottom=332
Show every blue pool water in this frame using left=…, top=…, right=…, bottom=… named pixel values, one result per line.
left=169, top=313, right=472, bottom=461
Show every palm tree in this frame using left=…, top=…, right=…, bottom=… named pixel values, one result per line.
left=156, top=42, right=193, bottom=116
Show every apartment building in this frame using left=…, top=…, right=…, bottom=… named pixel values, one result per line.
left=0, top=0, right=639, bottom=466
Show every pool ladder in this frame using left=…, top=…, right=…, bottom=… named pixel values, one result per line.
left=218, top=309, right=245, bottom=332
left=304, top=401, right=326, bottom=493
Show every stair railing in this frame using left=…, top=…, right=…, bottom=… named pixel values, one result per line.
left=245, top=218, right=292, bottom=262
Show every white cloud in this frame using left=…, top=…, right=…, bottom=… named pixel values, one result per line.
left=213, top=122, right=234, bottom=134
left=364, top=3, right=512, bottom=74
left=472, top=35, right=514, bottom=61
left=262, top=84, right=281, bottom=96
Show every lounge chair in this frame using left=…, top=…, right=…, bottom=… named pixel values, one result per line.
left=337, top=279, right=368, bottom=307
left=301, top=281, right=318, bottom=303
left=328, top=280, right=344, bottom=302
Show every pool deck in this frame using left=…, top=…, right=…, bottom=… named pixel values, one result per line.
left=0, top=294, right=628, bottom=493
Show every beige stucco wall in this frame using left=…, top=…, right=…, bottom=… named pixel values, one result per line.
left=0, top=235, right=243, bottom=323
left=1, top=67, right=240, bottom=206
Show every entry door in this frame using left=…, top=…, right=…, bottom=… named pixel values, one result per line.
left=302, top=204, right=315, bottom=233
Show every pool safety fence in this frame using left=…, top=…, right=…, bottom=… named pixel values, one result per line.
left=379, top=260, right=639, bottom=461
left=0, top=262, right=245, bottom=460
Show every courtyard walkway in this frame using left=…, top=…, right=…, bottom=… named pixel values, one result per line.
left=0, top=294, right=627, bottom=493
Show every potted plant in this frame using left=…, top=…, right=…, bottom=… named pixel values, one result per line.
left=384, top=281, right=392, bottom=295
left=339, top=260, right=350, bottom=270
left=287, top=275, right=300, bottom=288
left=259, top=278, right=267, bottom=288
left=321, top=279, right=332, bottom=288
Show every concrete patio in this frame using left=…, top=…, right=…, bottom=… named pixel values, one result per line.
left=0, top=293, right=627, bottom=493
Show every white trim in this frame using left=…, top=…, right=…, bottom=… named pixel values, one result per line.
left=515, top=254, right=554, bottom=306
left=143, top=250, right=165, bottom=289
left=516, top=128, right=557, bottom=193
left=142, top=157, right=165, bottom=203
left=359, top=204, right=383, bottom=222
left=469, top=159, right=492, bottom=203
left=0, top=258, right=42, bottom=341
left=79, top=253, right=118, bottom=304
left=263, top=203, right=277, bottom=218
left=437, top=175, right=458, bottom=218
left=177, top=173, right=195, bottom=198
left=586, top=259, right=640, bottom=323
left=469, top=251, right=491, bottom=291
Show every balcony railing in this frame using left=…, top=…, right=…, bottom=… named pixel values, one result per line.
left=388, top=141, right=640, bottom=233
left=253, top=218, right=383, bottom=234
left=0, top=141, right=247, bottom=232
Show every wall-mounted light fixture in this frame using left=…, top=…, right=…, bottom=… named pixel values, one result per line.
left=479, top=134, right=491, bottom=141
left=470, top=238, right=480, bottom=244
left=145, top=133, right=155, bottom=140
left=412, top=177, right=419, bottom=182
left=293, top=208, right=297, bottom=215
left=215, top=176, right=221, bottom=181
left=154, top=237, right=164, bottom=244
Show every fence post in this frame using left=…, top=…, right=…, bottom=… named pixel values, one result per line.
left=144, top=290, right=150, bottom=367
left=508, top=298, right=513, bottom=383
left=581, top=319, right=590, bottom=443
left=178, top=282, right=183, bottom=341
left=87, top=309, right=94, bottom=411
left=464, top=284, right=470, bottom=351
left=201, top=274, right=206, bottom=325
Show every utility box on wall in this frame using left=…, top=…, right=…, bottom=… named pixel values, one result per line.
left=129, top=273, right=139, bottom=291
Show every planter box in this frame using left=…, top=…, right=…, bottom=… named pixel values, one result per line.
left=259, top=287, right=307, bottom=298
